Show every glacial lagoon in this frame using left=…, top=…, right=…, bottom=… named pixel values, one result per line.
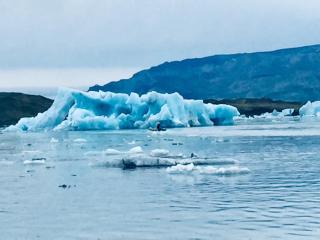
left=1, top=119, right=320, bottom=239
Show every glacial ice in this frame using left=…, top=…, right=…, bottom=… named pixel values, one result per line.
left=299, top=101, right=320, bottom=117
left=166, top=163, right=250, bottom=175
left=7, top=88, right=239, bottom=131
left=103, top=148, right=122, bottom=155
left=128, top=146, right=144, bottom=154
left=23, top=159, right=46, bottom=165
left=254, top=109, right=294, bottom=119
left=50, top=138, right=59, bottom=143
left=150, top=149, right=170, bottom=157
left=73, top=138, right=87, bottom=143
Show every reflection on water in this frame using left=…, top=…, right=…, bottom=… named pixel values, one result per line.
left=0, top=122, right=320, bottom=239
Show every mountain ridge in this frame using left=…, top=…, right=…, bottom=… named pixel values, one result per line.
left=89, top=44, right=320, bottom=102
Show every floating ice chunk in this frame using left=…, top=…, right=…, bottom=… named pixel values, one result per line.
left=253, top=108, right=296, bottom=119
left=103, top=148, right=122, bottom=155
left=23, top=159, right=46, bottom=165
left=196, top=166, right=250, bottom=175
left=150, top=149, right=170, bottom=157
left=128, top=141, right=136, bottom=145
left=73, top=138, right=87, bottom=143
left=7, top=88, right=239, bottom=131
left=299, top=101, right=320, bottom=117
left=166, top=163, right=250, bottom=175
left=50, top=138, right=59, bottom=143
left=166, top=163, right=195, bottom=173
left=128, top=146, right=143, bottom=154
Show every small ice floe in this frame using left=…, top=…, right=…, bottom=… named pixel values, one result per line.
left=128, top=146, right=143, bottom=154
left=103, top=148, right=122, bottom=155
left=73, top=138, right=87, bottom=143
left=23, top=158, right=46, bottom=165
left=150, top=149, right=170, bottom=157
left=166, top=163, right=250, bottom=175
left=215, top=138, right=227, bottom=143
left=128, top=141, right=136, bottom=145
left=50, top=138, right=59, bottom=143
left=166, top=163, right=195, bottom=173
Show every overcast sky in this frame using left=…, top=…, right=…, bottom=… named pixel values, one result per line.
left=1, top=0, right=320, bottom=88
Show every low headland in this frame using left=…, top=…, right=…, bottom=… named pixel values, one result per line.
left=0, top=92, right=53, bottom=127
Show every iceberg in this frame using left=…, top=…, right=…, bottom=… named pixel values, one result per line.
left=299, top=101, right=320, bottom=117
left=7, top=88, right=239, bottom=131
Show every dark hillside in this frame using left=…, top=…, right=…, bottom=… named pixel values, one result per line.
left=90, top=44, right=320, bottom=102
left=0, top=93, right=53, bottom=127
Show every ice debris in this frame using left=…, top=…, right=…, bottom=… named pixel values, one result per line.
left=254, top=109, right=295, bottom=119
left=23, top=159, right=46, bottom=165
left=7, top=88, right=239, bottom=131
left=150, top=149, right=170, bottom=157
left=89, top=147, right=239, bottom=169
left=128, top=146, right=143, bottom=154
left=166, top=163, right=250, bottom=175
left=299, top=101, right=320, bottom=117
left=73, top=138, right=87, bottom=143
left=50, top=138, right=59, bottom=143
left=103, top=148, right=122, bottom=155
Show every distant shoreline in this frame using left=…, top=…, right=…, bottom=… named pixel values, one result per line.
left=204, top=98, right=303, bottom=117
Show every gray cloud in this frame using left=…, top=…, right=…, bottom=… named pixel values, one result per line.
left=0, top=0, right=320, bottom=68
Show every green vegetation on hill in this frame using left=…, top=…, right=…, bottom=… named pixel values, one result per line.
left=0, top=93, right=53, bottom=127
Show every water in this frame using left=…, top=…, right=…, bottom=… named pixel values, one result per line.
left=1, top=120, right=320, bottom=239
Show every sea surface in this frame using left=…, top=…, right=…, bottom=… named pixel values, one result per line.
left=1, top=119, right=320, bottom=239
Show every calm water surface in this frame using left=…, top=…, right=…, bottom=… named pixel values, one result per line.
left=1, top=121, right=320, bottom=239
